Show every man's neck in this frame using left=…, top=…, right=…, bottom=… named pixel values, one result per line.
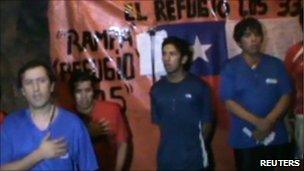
left=77, top=102, right=94, bottom=116
left=167, top=69, right=187, bottom=83
left=243, top=52, right=261, bottom=68
left=30, top=103, right=57, bottom=131
left=30, top=103, right=53, bottom=118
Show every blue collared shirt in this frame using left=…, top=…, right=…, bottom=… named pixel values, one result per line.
left=0, top=107, right=99, bottom=170
left=220, top=54, right=292, bottom=148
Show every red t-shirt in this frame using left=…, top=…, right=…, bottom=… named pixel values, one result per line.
left=285, top=42, right=303, bottom=115
left=91, top=100, right=128, bottom=171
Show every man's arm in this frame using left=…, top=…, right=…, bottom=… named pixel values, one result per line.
left=0, top=133, right=67, bottom=171
left=78, top=113, right=110, bottom=143
left=0, top=149, right=44, bottom=171
left=114, top=104, right=129, bottom=171
left=225, top=100, right=261, bottom=126
left=150, top=90, right=161, bottom=124
left=225, top=94, right=290, bottom=140
left=202, top=122, right=213, bottom=142
left=199, top=82, right=215, bottom=143
left=225, top=100, right=275, bottom=141
left=221, top=62, right=262, bottom=126
left=253, top=94, right=290, bottom=140
left=266, top=94, right=290, bottom=124
left=115, top=142, right=127, bottom=171
left=88, top=120, right=110, bottom=138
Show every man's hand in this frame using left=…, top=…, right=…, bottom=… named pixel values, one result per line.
left=253, top=118, right=275, bottom=141
left=37, top=133, right=68, bottom=160
left=254, top=117, right=275, bottom=132
left=89, top=119, right=110, bottom=137
left=253, top=129, right=271, bottom=141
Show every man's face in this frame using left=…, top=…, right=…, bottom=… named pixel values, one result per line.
left=238, top=28, right=263, bottom=55
left=21, top=66, right=54, bottom=109
left=162, top=44, right=186, bottom=74
left=74, top=80, right=94, bottom=112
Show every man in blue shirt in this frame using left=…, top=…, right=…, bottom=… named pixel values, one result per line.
left=220, top=17, right=292, bottom=170
left=150, top=37, right=214, bottom=170
left=0, top=60, right=98, bottom=170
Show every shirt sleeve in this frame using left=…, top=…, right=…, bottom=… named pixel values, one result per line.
left=200, top=84, right=214, bottom=123
left=75, top=120, right=99, bottom=171
left=220, top=64, right=235, bottom=101
left=0, top=124, right=13, bottom=165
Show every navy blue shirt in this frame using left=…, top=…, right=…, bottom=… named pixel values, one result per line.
left=150, top=73, right=213, bottom=170
left=0, top=108, right=98, bottom=170
left=220, top=54, right=292, bottom=149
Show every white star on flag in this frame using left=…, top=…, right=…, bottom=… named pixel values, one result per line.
left=192, top=36, right=212, bottom=62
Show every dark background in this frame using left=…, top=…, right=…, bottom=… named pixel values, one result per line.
left=1, top=0, right=49, bottom=113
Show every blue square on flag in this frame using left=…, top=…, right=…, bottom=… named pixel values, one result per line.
left=156, top=21, right=228, bottom=76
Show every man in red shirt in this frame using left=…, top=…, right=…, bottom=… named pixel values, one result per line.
left=284, top=9, right=303, bottom=159
left=69, top=70, right=129, bottom=171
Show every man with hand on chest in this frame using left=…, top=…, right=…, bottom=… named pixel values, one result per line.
left=69, top=70, right=129, bottom=171
left=0, top=60, right=98, bottom=171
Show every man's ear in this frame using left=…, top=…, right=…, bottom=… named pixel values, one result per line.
left=21, top=88, right=26, bottom=96
left=50, top=82, right=55, bottom=93
left=181, top=55, right=188, bottom=64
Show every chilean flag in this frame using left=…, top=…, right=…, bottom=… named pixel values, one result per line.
left=156, top=21, right=228, bottom=76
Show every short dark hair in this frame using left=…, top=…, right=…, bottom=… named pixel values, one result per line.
left=69, top=70, right=98, bottom=94
left=161, top=36, right=193, bottom=71
left=233, top=17, right=263, bottom=43
left=17, top=59, right=56, bottom=88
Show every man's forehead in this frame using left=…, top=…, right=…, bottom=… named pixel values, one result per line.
left=244, top=27, right=260, bottom=34
left=163, top=44, right=179, bottom=52
left=22, top=66, right=48, bottom=79
left=75, top=80, right=93, bottom=89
